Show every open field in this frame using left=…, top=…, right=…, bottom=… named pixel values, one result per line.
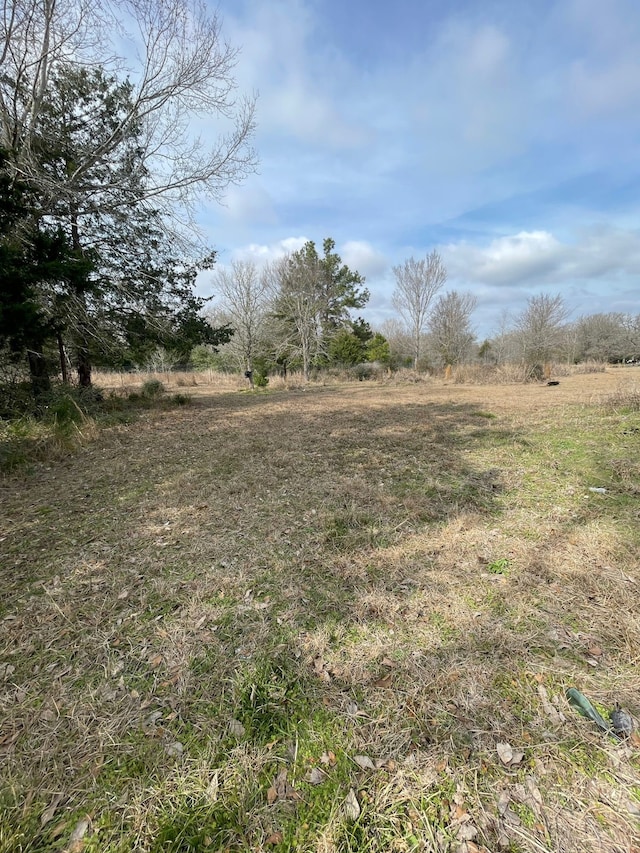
left=1, top=369, right=640, bottom=852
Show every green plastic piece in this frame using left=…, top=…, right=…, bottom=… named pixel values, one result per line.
left=566, top=687, right=620, bottom=739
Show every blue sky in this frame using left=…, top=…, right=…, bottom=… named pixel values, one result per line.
left=196, top=0, right=640, bottom=337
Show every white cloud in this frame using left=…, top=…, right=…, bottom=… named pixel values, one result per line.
left=443, top=226, right=640, bottom=288
left=231, top=236, right=310, bottom=265
left=224, top=1, right=369, bottom=150
left=340, top=240, right=389, bottom=279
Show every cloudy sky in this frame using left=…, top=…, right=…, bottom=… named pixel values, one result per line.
left=196, top=0, right=640, bottom=337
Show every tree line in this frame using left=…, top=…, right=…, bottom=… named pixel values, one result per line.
left=200, top=248, right=640, bottom=383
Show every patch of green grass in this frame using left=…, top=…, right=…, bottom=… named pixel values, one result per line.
left=487, top=557, right=510, bottom=574
left=325, top=507, right=390, bottom=552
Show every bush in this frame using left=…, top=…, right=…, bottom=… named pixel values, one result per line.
left=170, top=393, right=191, bottom=406
left=141, top=379, right=165, bottom=398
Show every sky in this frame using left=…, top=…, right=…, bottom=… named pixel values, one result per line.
left=194, top=0, right=640, bottom=338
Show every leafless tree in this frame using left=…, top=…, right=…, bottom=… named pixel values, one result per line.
left=380, top=318, right=414, bottom=367
left=0, top=0, right=256, bottom=225
left=572, top=312, right=640, bottom=363
left=514, top=293, right=570, bottom=378
left=392, top=251, right=447, bottom=369
left=213, top=260, right=269, bottom=374
left=427, top=290, right=477, bottom=366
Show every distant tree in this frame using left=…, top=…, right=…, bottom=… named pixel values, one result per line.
left=427, top=290, right=477, bottom=366
left=477, top=340, right=494, bottom=364
left=269, top=239, right=368, bottom=380
left=392, top=251, right=447, bottom=369
left=329, top=329, right=366, bottom=366
left=380, top=318, right=414, bottom=369
left=573, top=313, right=639, bottom=363
left=513, top=294, right=570, bottom=378
left=213, top=260, right=270, bottom=373
left=366, top=332, right=391, bottom=364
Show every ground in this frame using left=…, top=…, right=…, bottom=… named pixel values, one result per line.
left=1, top=367, right=639, bottom=852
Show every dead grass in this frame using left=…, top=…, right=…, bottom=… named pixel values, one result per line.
left=1, top=368, right=639, bottom=852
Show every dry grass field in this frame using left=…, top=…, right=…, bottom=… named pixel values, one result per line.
left=1, top=368, right=639, bottom=852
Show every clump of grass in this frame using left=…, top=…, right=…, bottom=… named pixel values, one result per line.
left=170, top=393, right=191, bottom=406
left=0, top=390, right=99, bottom=472
left=603, top=384, right=640, bottom=412
left=141, top=379, right=166, bottom=399
left=487, top=557, right=510, bottom=574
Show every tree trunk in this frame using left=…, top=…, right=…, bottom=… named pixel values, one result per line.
left=77, top=344, right=92, bottom=387
left=57, top=331, right=69, bottom=383
left=27, top=347, right=51, bottom=402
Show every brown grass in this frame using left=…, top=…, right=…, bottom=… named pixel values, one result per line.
left=1, top=366, right=639, bottom=852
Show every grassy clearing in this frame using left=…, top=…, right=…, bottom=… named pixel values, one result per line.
left=1, top=369, right=639, bottom=852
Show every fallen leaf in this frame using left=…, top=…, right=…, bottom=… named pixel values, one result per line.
left=164, top=741, right=184, bottom=758
left=265, top=831, right=283, bottom=845
left=66, top=816, right=91, bottom=852
left=381, top=656, right=395, bottom=668
left=267, top=786, right=278, bottom=805
left=320, top=751, right=336, bottom=766
left=525, top=776, right=543, bottom=807
left=41, top=793, right=64, bottom=826
left=497, top=742, right=513, bottom=765
left=228, top=719, right=246, bottom=738
left=306, top=767, right=327, bottom=785
left=373, top=673, right=393, bottom=688
left=497, top=790, right=510, bottom=817
left=343, top=788, right=361, bottom=820
left=496, top=742, right=524, bottom=766
left=451, top=804, right=469, bottom=822
left=205, top=772, right=219, bottom=803
left=353, top=755, right=376, bottom=770
left=457, top=823, right=478, bottom=841
left=537, top=685, right=565, bottom=725
left=147, top=654, right=163, bottom=669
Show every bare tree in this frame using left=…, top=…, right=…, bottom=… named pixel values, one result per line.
left=427, top=290, right=477, bottom=366
left=573, top=312, right=640, bottom=364
left=213, top=260, right=269, bottom=374
left=392, top=251, right=447, bottom=369
left=514, top=293, right=570, bottom=378
left=380, top=318, right=414, bottom=367
left=1, top=0, right=256, bottom=223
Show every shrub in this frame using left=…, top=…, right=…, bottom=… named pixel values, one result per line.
left=141, top=379, right=165, bottom=398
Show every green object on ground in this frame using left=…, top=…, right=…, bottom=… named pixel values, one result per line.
left=566, top=687, right=620, bottom=739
